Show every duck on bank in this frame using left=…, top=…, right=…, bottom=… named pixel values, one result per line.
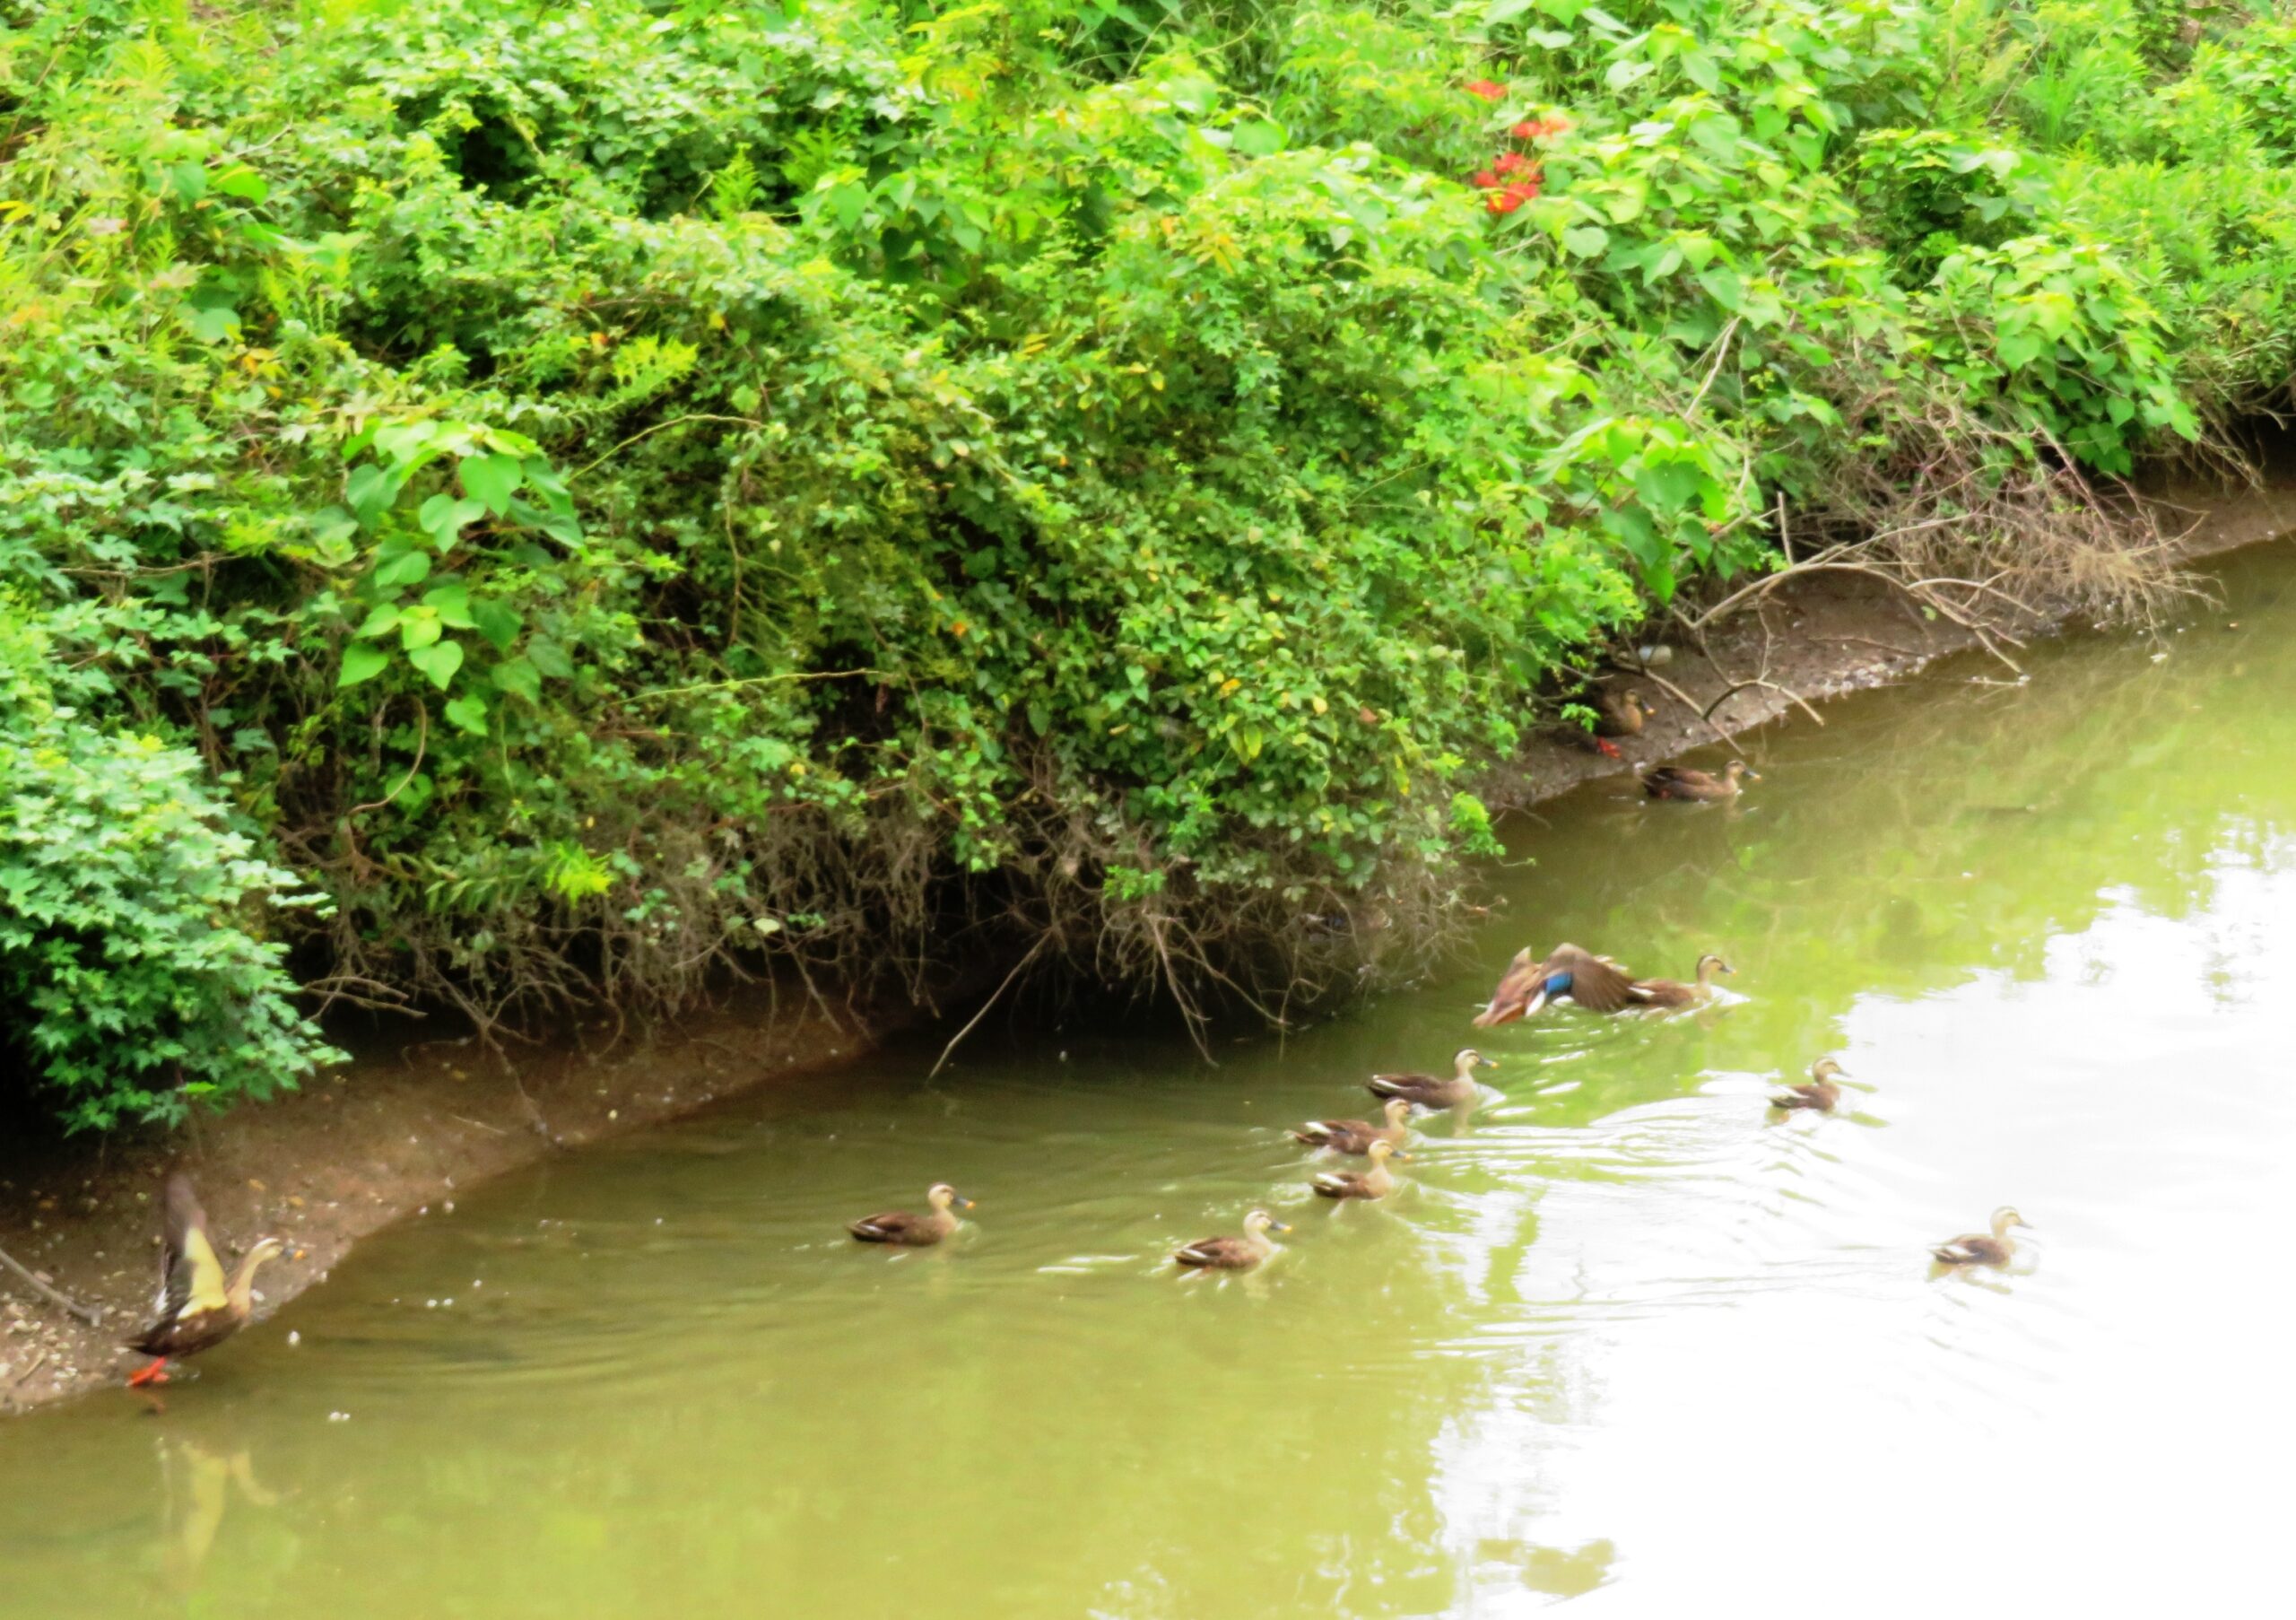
left=124, top=1176, right=283, bottom=1389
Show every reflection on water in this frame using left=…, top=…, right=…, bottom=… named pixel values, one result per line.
left=5, top=546, right=2296, bottom=1615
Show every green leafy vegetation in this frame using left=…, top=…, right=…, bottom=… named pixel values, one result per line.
left=2, top=0, right=2292, bottom=1127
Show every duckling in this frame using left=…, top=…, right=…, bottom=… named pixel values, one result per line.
left=1930, top=1206, right=2031, bottom=1267
left=1173, top=1209, right=1292, bottom=1271
left=848, top=1182, right=975, bottom=1247
left=1368, top=1048, right=1496, bottom=1109
left=1642, top=760, right=1759, bottom=801
left=1474, top=944, right=1641, bottom=1024
left=1311, top=1138, right=1406, bottom=1201
left=1770, top=1057, right=1847, bottom=1112
left=1291, top=1096, right=1414, bottom=1155
left=1632, top=953, right=1734, bottom=1009
left=125, top=1175, right=285, bottom=1389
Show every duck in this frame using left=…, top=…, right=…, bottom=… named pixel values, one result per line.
left=1368, top=1048, right=1496, bottom=1108
left=848, top=1182, right=975, bottom=1247
left=1930, top=1206, right=2031, bottom=1267
left=1311, top=1138, right=1406, bottom=1201
left=1173, top=1209, right=1292, bottom=1271
left=1557, top=690, right=1654, bottom=759
left=1770, top=1057, right=1847, bottom=1111
left=1473, top=944, right=1642, bottom=1025
left=1642, top=760, right=1759, bottom=801
left=1631, top=953, right=1734, bottom=1008
left=1291, top=1096, right=1414, bottom=1155
left=125, top=1174, right=285, bottom=1389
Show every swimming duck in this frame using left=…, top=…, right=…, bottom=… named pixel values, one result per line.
left=1632, top=953, right=1734, bottom=1009
left=1642, top=760, right=1759, bottom=801
left=1930, top=1206, right=2031, bottom=1267
left=1291, top=1096, right=1414, bottom=1155
left=125, top=1175, right=284, bottom=1389
left=1770, top=1058, right=1847, bottom=1111
left=1368, top=1048, right=1496, bottom=1108
left=1311, top=1139, right=1406, bottom=1201
left=1473, top=944, right=1641, bottom=1025
left=1173, top=1209, right=1292, bottom=1271
left=848, top=1182, right=975, bottom=1247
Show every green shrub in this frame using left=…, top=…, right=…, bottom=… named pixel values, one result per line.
left=0, top=605, right=342, bottom=1132
left=3, top=0, right=2295, bottom=1124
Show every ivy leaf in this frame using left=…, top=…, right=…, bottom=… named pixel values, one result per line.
left=345, top=463, right=397, bottom=527
left=1562, top=224, right=1609, bottom=259
left=375, top=548, right=430, bottom=588
left=353, top=604, right=402, bottom=640
left=443, top=692, right=491, bottom=736
left=406, top=639, right=465, bottom=692
left=491, top=655, right=542, bottom=705
left=398, top=607, right=443, bottom=650
left=526, top=638, right=575, bottom=680
left=422, top=581, right=477, bottom=630
left=459, top=453, right=525, bottom=516
left=470, top=598, right=523, bottom=650
left=1231, top=119, right=1287, bottom=159
left=337, top=643, right=389, bottom=688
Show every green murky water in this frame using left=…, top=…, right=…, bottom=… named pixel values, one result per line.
left=9, top=548, right=2296, bottom=1616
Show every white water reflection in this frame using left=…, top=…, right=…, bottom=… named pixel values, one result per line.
left=1427, top=851, right=2296, bottom=1611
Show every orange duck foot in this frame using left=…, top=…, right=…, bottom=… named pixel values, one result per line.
left=126, top=1359, right=170, bottom=1389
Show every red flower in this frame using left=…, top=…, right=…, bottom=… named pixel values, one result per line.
left=1492, top=151, right=1532, bottom=176
left=1486, top=177, right=1543, bottom=216
left=1473, top=168, right=1500, bottom=189
left=1464, top=79, right=1505, bottom=101
left=1511, top=116, right=1573, bottom=142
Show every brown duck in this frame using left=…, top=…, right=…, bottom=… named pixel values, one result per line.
left=1311, top=1138, right=1406, bottom=1201
left=125, top=1175, right=284, bottom=1389
left=1173, top=1209, right=1291, bottom=1271
left=1368, top=1048, right=1496, bottom=1108
left=1558, top=690, right=1654, bottom=759
left=1474, top=944, right=1642, bottom=1024
left=1642, top=760, right=1758, bottom=801
left=1291, top=1096, right=1414, bottom=1155
left=1632, top=953, right=1734, bottom=1008
left=1930, top=1206, right=2031, bottom=1267
left=848, top=1182, right=975, bottom=1247
left=1770, top=1058, right=1847, bottom=1111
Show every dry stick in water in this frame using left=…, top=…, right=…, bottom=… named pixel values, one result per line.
left=0, top=1242, right=101, bottom=1326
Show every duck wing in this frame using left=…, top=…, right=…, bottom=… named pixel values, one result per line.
left=1931, top=1233, right=2000, bottom=1265
left=1367, top=1072, right=1439, bottom=1098
left=1174, top=1236, right=1245, bottom=1267
left=1292, top=1119, right=1377, bottom=1153
left=1543, top=944, right=1641, bottom=1014
left=848, top=1211, right=918, bottom=1242
left=159, top=1174, right=229, bottom=1322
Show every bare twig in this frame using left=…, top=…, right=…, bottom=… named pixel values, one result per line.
left=928, top=934, right=1050, bottom=1079
left=0, top=1244, right=101, bottom=1326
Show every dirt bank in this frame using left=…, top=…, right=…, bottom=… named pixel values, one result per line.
left=5, top=475, right=2291, bottom=1417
